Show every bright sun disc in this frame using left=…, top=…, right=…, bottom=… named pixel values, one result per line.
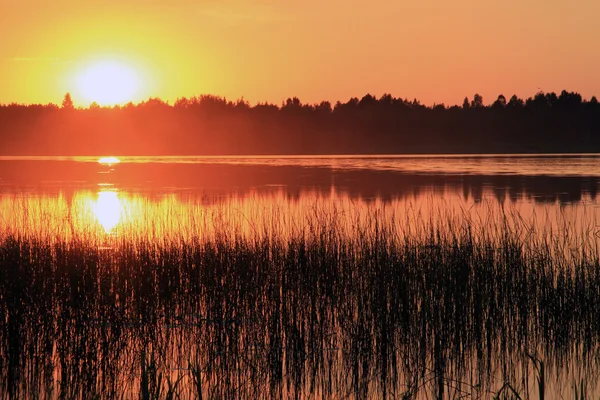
left=76, top=61, right=140, bottom=106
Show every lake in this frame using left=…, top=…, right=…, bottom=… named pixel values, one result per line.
left=1, top=154, right=600, bottom=399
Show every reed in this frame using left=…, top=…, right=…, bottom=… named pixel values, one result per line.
left=1, top=205, right=600, bottom=398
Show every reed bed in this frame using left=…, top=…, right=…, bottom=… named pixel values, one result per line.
left=1, top=201, right=600, bottom=399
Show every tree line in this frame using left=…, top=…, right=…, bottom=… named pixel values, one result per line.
left=0, top=90, right=598, bottom=155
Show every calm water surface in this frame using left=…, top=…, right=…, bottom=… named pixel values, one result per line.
left=1, top=154, right=600, bottom=399
left=1, top=154, right=599, bottom=240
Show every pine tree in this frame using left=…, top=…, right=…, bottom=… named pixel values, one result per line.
left=62, top=93, right=74, bottom=110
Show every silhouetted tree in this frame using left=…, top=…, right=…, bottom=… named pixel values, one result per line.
left=174, top=97, right=190, bottom=109
left=462, top=97, right=470, bottom=109
left=62, top=93, right=74, bottom=110
left=471, top=94, right=483, bottom=108
left=528, top=91, right=549, bottom=108
left=493, top=95, right=507, bottom=108
left=359, top=94, right=377, bottom=108
left=507, top=95, right=524, bottom=108
left=0, top=89, right=599, bottom=155
left=284, top=97, right=301, bottom=108
left=235, top=98, right=250, bottom=110
left=379, top=93, right=393, bottom=106
left=558, top=90, right=582, bottom=109
left=545, top=92, right=558, bottom=107
left=315, top=101, right=332, bottom=113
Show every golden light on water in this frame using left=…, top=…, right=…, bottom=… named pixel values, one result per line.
left=98, top=156, right=121, bottom=166
left=91, top=191, right=122, bottom=233
left=0, top=188, right=598, bottom=248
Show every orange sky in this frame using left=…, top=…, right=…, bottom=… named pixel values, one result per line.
left=1, top=0, right=599, bottom=107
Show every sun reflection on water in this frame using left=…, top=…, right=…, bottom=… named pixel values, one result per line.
left=0, top=187, right=598, bottom=250
left=98, top=156, right=121, bottom=166
left=91, top=191, right=122, bottom=233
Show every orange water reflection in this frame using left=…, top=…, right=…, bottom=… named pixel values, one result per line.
left=0, top=186, right=599, bottom=252
left=98, top=156, right=121, bottom=166
left=91, top=191, right=122, bottom=233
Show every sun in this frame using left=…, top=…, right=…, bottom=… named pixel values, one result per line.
left=75, top=60, right=141, bottom=106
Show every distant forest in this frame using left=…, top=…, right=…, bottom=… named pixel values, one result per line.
left=1, top=90, right=599, bottom=155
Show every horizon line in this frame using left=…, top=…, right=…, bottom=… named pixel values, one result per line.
left=2, top=89, right=597, bottom=108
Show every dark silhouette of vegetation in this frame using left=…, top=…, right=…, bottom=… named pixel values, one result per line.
left=1, top=89, right=599, bottom=155
left=1, top=206, right=600, bottom=398
left=61, top=92, right=74, bottom=110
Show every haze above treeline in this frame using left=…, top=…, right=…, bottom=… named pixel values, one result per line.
left=1, top=90, right=598, bottom=155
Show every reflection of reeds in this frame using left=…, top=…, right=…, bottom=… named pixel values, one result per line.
left=1, top=205, right=600, bottom=398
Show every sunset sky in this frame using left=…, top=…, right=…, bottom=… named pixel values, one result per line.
left=1, top=0, right=598, bottom=107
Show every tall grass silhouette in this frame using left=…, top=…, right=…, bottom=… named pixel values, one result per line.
left=1, top=198, right=600, bottom=398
